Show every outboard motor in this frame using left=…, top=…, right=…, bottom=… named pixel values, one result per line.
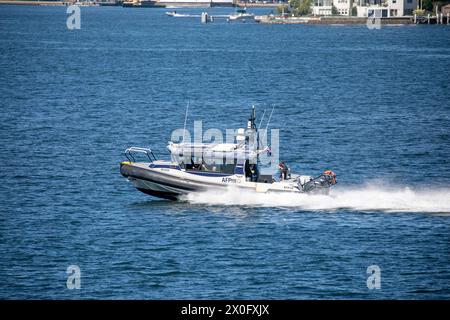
left=302, top=170, right=337, bottom=194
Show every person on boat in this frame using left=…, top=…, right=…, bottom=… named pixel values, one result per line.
left=282, top=162, right=290, bottom=180
left=190, top=156, right=201, bottom=170
left=249, top=164, right=258, bottom=182
left=278, top=161, right=289, bottom=181
left=275, top=162, right=283, bottom=181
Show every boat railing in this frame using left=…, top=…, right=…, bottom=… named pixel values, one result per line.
left=125, top=147, right=157, bottom=163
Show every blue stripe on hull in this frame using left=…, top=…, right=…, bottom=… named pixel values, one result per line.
left=186, top=171, right=232, bottom=177
left=150, top=164, right=234, bottom=177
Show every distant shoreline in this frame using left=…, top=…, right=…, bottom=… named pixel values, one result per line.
left=1, top=1, right=447, bottom=26
left=0, top=0, right=280, bottom=7
left=0, top=0, right=67, bottom=5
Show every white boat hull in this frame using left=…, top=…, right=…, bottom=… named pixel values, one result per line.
left=120, top=161, right=331, bottom=200
left=120, top=108, right=337, bottom=201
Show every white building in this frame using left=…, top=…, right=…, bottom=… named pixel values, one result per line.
left=334, top=0, right=352, bottom=16
left=312, top=0, right=332, bottom=16
left=355, top=0, right=417, bottom=17
left=313, top=0, right=417, bottom=17
left=387, top=0, right=416, bottom=16
left=313, top=0, right=352, bottom=16
left=356, top=5, right=389, bottom=17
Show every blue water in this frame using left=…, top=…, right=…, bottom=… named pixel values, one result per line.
left=1, top=6, right=450, bottom=299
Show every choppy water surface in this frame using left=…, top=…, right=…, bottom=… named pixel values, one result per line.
left=0, top=6, right=449, bottom=299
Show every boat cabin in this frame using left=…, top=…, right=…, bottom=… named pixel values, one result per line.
left=167, top=141, right=271, bottom=182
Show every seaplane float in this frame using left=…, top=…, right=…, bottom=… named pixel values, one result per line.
left=120, top=107, right=337, bottom=200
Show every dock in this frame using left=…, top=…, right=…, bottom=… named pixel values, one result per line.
left=414, top=13, right=450, bottom=24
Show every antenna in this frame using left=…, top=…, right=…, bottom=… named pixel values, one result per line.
left=257, top=108, right=266, bottom=148
left=260, top=105, right=274, bottom=145
left=248, top=105, right=256, bottom=129
left=182, top=100, right=189, bottom=144
left=258, top=109, right=266, bottom=130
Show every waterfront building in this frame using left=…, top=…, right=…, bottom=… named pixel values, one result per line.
left=157, top=0, right=234, bottom=7
left=334, top=0, right=352, bottom=15
left=312, top=0, right=332, bottom=16
left=386, top=0, right=416, bottom=16
left=441, top=4, right=450, bottom=15
left=355, top=0, right=417, bottom=17
left=312, top=0, right=351, bottom=16
left=356, top=5, right=389, bottom=17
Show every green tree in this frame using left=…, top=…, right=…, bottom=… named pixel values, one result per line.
left=289, top=0, right=313, bottom=16
left=422, top=0, right=434, bottom=11
left=277, top=4, right=291, bottom=15
left=332, top=5, right=338, bottom=15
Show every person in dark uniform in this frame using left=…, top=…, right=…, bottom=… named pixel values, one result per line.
left=250, top=164, right=258, bottom=182
left=278, top=161, right=289, bottom=181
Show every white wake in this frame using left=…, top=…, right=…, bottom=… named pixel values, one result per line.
left=182, top=185, right=450, bottom=213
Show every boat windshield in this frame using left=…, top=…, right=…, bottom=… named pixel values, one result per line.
left=181, top=157, right=237, bottom=174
